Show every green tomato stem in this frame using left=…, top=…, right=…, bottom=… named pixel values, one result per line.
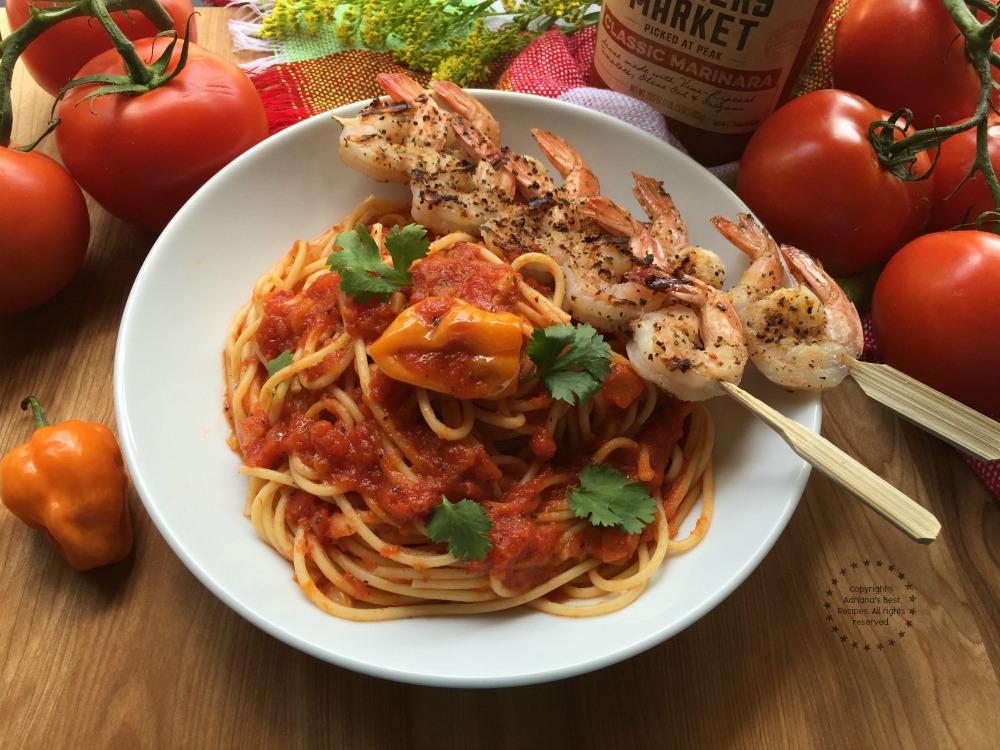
left=88, top=0, right=155, bottom=86
left=0, top=0, right=177, bottom=148
left=950, top=0, right=1000, bottom=228
left=874, top=0, right=1000, bottom=232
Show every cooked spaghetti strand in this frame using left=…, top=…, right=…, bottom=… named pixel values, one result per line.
left=225, top=196, right=715, bottom=622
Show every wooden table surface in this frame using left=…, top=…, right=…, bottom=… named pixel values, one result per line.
left=2, top=9, right=999, bottom=749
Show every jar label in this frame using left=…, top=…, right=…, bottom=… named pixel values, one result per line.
left=593, top=0, right=818, bottom=133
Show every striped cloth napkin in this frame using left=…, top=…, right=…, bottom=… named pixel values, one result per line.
left=226, top=2, right=998, bottom=496
left=226, top=3, right=750, bottom=175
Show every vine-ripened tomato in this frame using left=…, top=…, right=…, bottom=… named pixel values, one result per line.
left=735, top=89, right=933, bottom=278
left=870, top=231, right=1000, bottom=418
left=5, top=0, right=197, bottom=97
left=54, top=37, right=269, bottom=234
left=0, top=147, right=90, bottom=315
left=832, top=0, right=1000, bottom=130
left=928, top=117, right=1000, bottom=232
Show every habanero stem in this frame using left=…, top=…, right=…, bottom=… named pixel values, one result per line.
left=873, top=0, right=1000, bottom=230
left=0, top=0, right=174, bottom=148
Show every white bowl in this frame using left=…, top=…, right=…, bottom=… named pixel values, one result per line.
left=114, top=91, right=818, bottom=687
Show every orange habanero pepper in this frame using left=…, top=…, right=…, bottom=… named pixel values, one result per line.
left=0, top=396, right=133, bottom=571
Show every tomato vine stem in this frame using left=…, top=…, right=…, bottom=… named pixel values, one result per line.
left=871, top=0, right=1000, bottom=230
left=56, top=14, right=197, bottom=110
left=0, top=0, right=176, bottom=148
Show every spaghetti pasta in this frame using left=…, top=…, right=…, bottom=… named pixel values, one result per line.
left=224, top=195, right=715, bottom=621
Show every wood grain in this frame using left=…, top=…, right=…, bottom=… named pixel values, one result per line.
left=1, top=11, right=998, bottom=749
left=720, top=381, right=940, bottom=544
left=849, top=360, right=1000, bottom=461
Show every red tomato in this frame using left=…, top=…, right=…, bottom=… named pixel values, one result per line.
left=5, top=0, right=197, bottom=97
left=0, top=147, right=90, bottom=314
left=736, top=89, right=933, bottom=278
left=870, top=231, right=1000, bottom=418
left=928, top=118, right=1000, bottom=232
left=832, top=0, right=1000, bottom=130
left=54, top=37, right=269, bottom=233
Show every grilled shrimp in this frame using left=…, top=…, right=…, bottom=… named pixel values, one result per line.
left=560, top=195, right=672, bottom=333
left=560, top=228, right=665, bottom=334
left=714, top=213, right=863, bottom=390
left=477, top=129, right=595, bottom=261
left=333, top=74, right=451, bottom=183
left=408, top=114, right=519, bottom=236
left=579, top=192, right=725, bottom=288
left=482, top=133, right=666, bottom=333
left=624, top=267, right=748, bottom=401
left=478, top=151, right=560, bottom=259
left=631, top=173, right=726, bottom=288
left=334, top=74, right=502, bottom=186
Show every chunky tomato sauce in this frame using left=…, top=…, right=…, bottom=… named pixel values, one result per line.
left=340, top=295, right=399, bottom=343
left=241, top=385, right=692, bottom=593
left=256, top=272, right=342, bottom=362
left=600, top=361, right=646, bottom=408
left=409, top=242, right=521, bottom=313
left=238, top=373, right=502, bottom=525
left=241, top=243, right=695, bottom=594
left=636, top=399, right=695, bottom=494
left=486, top=513, right=563, bottom=591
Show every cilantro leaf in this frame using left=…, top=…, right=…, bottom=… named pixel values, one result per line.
left=426, top=496, right=493, bottom=562
left=385, top=223, right=430, bottom=273
left=326, top=222, right=429, bottom=302
left=526, top=322, right=612, bottom=405
left=568, top=463, right=657, bottom=535
left=267, top=349, right=294, bottom=377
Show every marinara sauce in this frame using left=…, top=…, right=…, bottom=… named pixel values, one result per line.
left=588, top=0, right=833, bottom=166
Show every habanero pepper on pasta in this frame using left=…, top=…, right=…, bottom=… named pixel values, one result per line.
left=0, top=397, right=133, bottom=571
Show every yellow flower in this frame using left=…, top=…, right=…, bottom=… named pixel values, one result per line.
left=255, top=0, right=596, bottom=81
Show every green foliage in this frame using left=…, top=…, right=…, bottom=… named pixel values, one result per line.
left=257, top=0, right=599, bottom=86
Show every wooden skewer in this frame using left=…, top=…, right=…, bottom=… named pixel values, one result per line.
left=719, top=381, right=941, bottom=544
left=724, top=214, right=998, bottom=459
left=848, top=360, right=1000, bottom=462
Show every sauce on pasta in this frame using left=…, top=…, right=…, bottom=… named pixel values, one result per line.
left=224, top=196, right=714, bottom=620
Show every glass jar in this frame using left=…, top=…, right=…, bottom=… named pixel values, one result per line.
left=588, top=0, right=834, bottom=166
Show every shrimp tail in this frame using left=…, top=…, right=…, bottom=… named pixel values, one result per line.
left=531, top=129, right=601, bottom=198
left=780, top=244, right=864, bottom=357
left=578, top=196, right=666, bottom=267
left=431, top=80, right=501, bottom=145
left=377, top=72, right=428, bottom=102
left=711, top=213, right=777, bottom=263
left=632, top=172, right=688, bottom=252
